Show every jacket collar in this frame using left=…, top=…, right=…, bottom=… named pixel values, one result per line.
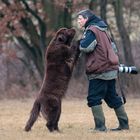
left=84, top=15, right=107, bottom=29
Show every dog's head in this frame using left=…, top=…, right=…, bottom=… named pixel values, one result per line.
left=53, top=28, right=76, bottom=46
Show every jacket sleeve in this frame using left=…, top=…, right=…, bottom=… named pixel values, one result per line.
left=79, top=30, right=97, bottom=53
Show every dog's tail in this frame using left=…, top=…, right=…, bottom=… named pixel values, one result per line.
left=24, top=99, right=41, bottom=132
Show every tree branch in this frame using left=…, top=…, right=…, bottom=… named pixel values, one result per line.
left=1, top=0, right=10, bottom=6
left=16, top=36, right=44, bottom=78
left=20, top=0, right=47, bottom=49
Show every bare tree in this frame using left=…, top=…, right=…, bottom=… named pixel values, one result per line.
left=100, top=0, right=107, bottom=21
left=112, top=0, right=135, bottom=65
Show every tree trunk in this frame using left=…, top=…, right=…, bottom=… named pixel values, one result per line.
left=63, top=0, right=73, bottom=28
left=100, top=0, right=117, bottom=51
left=100, top=0, right=107, bottom=21
left=89, top=0, right=98, bottom=14
left=112, top=0, right=139, bottom=94
left=112, top=0, right=134, bottom=65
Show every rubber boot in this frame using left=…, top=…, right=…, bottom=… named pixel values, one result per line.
left=111, top=105, right=129, bottom=131
left=91, top=105, right=107, bottom=132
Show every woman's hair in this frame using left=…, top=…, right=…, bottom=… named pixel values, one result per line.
left=77, top=9, right=94, bottom=19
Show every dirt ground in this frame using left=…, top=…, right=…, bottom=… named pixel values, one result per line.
left=0, top=98, right=140, bottom=140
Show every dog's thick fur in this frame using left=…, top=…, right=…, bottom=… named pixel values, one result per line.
left=24, top=28, right=80, bottom=132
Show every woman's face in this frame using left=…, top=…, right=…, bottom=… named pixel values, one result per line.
left=77, top=15, right=88, bottom=28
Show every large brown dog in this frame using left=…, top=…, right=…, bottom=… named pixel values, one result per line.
left=24, top=28, right=80, bottom=132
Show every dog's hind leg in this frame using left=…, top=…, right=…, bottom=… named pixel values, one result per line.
left=24, top=99, right=41, bottom=131
left=42, top=98, right=61, bottom=132
left=52, top=99, right=61, bottom=131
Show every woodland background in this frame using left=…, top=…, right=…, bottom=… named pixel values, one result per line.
left=0, top=0, right=140, bottom=99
